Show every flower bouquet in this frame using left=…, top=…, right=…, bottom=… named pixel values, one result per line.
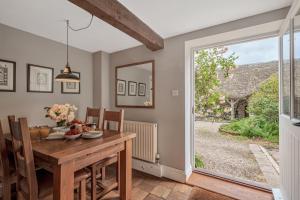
left=45, top=104, right=77, bottom=127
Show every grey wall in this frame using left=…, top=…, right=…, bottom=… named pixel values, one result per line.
left=0, top=23, right=93, bottom=130
left=93, top=51, right=110, bottom=109
left=109, top=7, right=289, bottom=171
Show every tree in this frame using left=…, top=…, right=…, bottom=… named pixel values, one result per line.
left=194, top=47, right=238, bottom=120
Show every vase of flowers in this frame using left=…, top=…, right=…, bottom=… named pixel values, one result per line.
left=45, top=104, right=77, bottom=127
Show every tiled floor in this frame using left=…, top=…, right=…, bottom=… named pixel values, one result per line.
left=101, top=170, right=234, bottom=200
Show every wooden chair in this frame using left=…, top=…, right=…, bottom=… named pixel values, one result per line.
left=89, top=109, right=124, bottom=200
left=0, top=121, right=17, bottom=200
left=7, top=116, right=90, bottom=199
left=85, top=107, right=102, bottom=128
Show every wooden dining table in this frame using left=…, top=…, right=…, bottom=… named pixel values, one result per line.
left=5, top=130, right=136, bottom=200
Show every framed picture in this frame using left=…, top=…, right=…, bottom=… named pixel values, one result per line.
left=138, top=83, right=146, bottom=96
left=117, top=79, right=126, bottom=96
left=61, top=71, right=80, bottom=94
left=128, top=81, right=137, bottom=96
left=0, top=59, right=16, bottom=92
left=27, top=64, right=53, bottom=93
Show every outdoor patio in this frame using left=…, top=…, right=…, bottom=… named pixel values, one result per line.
left=194, top=121, right=279, bottom=188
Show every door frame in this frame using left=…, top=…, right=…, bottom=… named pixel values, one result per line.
left=185, top=19, right=284, bottom=190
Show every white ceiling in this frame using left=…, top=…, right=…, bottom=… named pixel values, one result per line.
left=0, top=0, right=292, bottom=53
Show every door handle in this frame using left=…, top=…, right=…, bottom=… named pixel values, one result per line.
left=293, top=122, right=300, bottom=127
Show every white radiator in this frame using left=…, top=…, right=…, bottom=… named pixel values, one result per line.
left=124, top=120, right=158, bottom=163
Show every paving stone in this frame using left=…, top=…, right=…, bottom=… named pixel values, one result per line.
left=137, top=181, right=157, bottom=193
left=166, top=191, right=189, bottom=200
left=132, top=187, right=149, bottom=200
left=150, top=185, right=171, bottom=199
left=173, top=183, right=193, bottom=195
left=159, top=179, right=176, bottom=190
left=144, top=194, right=164, bottom=200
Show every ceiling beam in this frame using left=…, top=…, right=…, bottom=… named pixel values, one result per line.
left=69, top=0, right=164, bottom=51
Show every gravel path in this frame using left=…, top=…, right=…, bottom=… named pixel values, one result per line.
left=194, top=121, right=268, bottom=184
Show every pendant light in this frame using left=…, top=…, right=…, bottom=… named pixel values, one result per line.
left=55, top=20, right=80, bottom=83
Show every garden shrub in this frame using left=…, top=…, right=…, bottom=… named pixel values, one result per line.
left=248, top=74, right=279, bottom=123
left=195, top=154, right=205, bottom=168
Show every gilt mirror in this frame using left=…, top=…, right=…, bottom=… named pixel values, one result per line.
left=115, top=60, right=155, bottom=108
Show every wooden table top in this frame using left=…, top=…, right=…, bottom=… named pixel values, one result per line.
left=5, top=130, right=136, bottom=165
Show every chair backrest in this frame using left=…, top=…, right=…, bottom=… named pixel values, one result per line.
left=102, top=109, right=124, bottom=132
left=0, top=121, right=11, bottom=180
left=85, top=107, right=102, bottom=128
left=8, top=116, right=38, bottom=199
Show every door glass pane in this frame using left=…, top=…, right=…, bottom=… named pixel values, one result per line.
left=282, top=29, right=291, bottom=115
left=294, top=17, right=300, bottom=119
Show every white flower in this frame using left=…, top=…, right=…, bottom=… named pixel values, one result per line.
left=46, top=103, right=77, bottom=123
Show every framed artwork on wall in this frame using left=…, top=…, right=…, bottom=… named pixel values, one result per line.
left=138, top=83, right=146, bottom=96
left=27, top=64, right=54, bottom=93
left=61, top=71, right=80, bottom=94
left=0, top=59, right=16, bottom=92
left=117, top=79, right=126, bottom=96
left=128, top=81, right=137, bottom=96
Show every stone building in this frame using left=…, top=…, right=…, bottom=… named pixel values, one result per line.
left=218, top=61, right=278, bottom=119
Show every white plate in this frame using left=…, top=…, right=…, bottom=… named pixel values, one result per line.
left=64, top=133, right=82, bottom=140
left=52, top=127, right=70, bottom=132
left=45, top=132, right=65, bottom=140
left=82, top=131, right=103, bottom=139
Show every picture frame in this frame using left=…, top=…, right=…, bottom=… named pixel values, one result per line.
left=128, top=81, right=137, bottom=96
left=61, top=71, right=80, bottom=94
left=117, top=79, right=126, bottom=96
left=0, top=59, right=16, bottom=92
left=27, top=64, right=54, bottom=93
left=138, top=83, right=146, bottom=96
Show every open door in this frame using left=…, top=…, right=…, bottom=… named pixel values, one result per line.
left=279, top=9, right=300, bottom=200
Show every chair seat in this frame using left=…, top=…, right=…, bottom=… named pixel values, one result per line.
left=19, top=169, right=90, bottom=199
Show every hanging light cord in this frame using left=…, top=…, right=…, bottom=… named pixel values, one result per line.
left=68, top=15, right=94, bottom=32
left=65, top=15, right=93, bottom=67
left=66, top=20, right=69, bottom=67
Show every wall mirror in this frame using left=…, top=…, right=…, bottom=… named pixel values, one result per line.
left=115, top=60, right=155, bottom=108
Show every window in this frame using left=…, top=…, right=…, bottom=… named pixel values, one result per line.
left=294, top=19, right=300, bottom=119
left=282, top=29, right=291, bottom=115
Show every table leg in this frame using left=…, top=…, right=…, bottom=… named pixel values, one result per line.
left=120, top=139, right=132, bottom=200
left=53, top=161, right=75, bottom=200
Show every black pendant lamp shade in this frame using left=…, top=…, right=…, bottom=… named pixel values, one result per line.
left=55, top=20, right=80, bottom=83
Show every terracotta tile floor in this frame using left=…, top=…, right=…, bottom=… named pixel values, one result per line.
left=101, top=170, right=234, bottom=200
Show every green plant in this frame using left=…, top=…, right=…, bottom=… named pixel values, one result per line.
left=220, top=117, right=279, bottom=143
left=248, top=74, right=279, bottom=123
left=195, top=154, right=205, bottom=168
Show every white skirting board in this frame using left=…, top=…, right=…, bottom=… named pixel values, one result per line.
left=272, top=188, right=283, bottom=200
left=132, top=159, right=191, bottom=183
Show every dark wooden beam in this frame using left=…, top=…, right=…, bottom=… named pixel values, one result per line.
left=69, top=0, right=164, bottom=51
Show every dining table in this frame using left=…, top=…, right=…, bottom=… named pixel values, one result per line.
left=5, top=130, right=136, bottom=200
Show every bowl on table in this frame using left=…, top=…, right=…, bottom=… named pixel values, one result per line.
left=52, top=126, right=70, bottom=132
left=64, top=129, right=81, bottom=140
left=82, top=130, right=103, bottom=139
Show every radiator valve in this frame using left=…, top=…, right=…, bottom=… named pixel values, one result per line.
left=155, top=153, right=160, bottom=164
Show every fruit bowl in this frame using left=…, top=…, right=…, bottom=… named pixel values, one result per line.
left=65, top=129, right=81, bottom=140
